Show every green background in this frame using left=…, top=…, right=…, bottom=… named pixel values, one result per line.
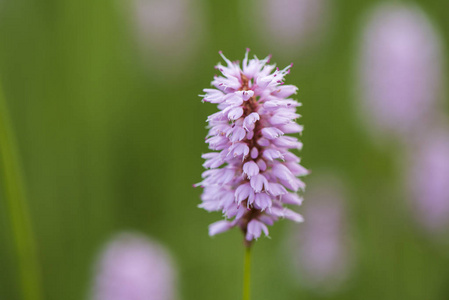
left=1, top=0, right=449, bottom=299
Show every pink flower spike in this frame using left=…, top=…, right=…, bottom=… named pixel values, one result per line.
left=197, top=50, right=307, bottom=241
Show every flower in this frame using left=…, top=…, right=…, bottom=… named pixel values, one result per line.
left=127, top=0, right=204, bottom=71
left=357, top=3, right=443, bottom=142
left=91, top=232, right=177, bottom=300
left=256, top=0, right=331, bottom=52
left=288, top=176, right=353, bottom=292
left=196, top=49, right=308, bottom=242
left=405, top=126, right=449, bottom=234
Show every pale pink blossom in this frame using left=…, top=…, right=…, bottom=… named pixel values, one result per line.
left=257, top=0, right=331, bottom=52
left=196, top=49, right=308, bottom=241
left=128, top=0, right=204, bottom=70
left=91, top=233, right=177, bottom=300
left=289, top=176, right=353, bottom=291
left=358, top=3, right=444, bottom=142
left=405, top=126, right=449, bottom=234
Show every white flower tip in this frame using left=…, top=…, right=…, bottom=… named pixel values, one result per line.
left=287, top=210, right=304, bottom=223
left=209, top=221, right=232, bottom=236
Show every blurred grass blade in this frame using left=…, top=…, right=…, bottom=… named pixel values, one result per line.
left=0, top=83, right=42, bottom=300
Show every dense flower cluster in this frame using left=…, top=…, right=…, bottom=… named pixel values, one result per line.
left=196, top=49, right=308, bottom=241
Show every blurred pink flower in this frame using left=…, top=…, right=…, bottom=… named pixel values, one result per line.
left=289, top=176, right=352, bottom=291
left=127, top=0, right=204, bottom=69
left=405, top=126, right=449, bottom=234
left=257, top=0, right=331, bottom=52
left=92, top=232, right=177, bottom=300
left=358, top=3, right=444, bottom=142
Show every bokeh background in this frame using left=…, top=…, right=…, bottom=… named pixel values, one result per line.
left=1, top=0, right=449, bottom=299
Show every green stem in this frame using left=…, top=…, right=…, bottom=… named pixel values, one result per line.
left=0, top=84, right=42, bottom=300
left=243, top=245, right=252, bottom=300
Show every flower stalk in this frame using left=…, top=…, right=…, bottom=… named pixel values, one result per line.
left=243, top=244, right=252, bottom=300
